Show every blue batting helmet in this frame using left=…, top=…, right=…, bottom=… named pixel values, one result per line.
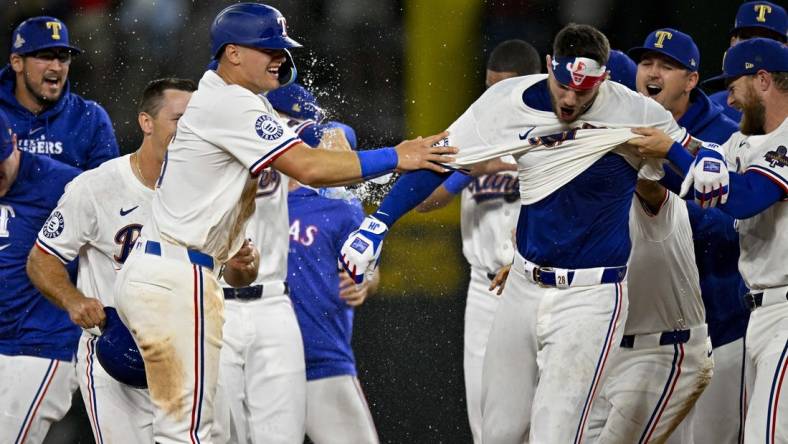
left=210, top=3, right=301, bottom=86
left=95, top=307, right=147, bottom=389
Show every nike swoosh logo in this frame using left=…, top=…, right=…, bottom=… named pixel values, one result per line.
left=518, top=127, right=535, bottom=141
left=0, top=244, right=10, bottom=252
left=120, top=206, right=139, bottom=216
left=29, top=127, right=44, bottom=135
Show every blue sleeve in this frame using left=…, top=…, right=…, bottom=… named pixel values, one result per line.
left=373, top=169, right=451, bottom=227
left=87, top=105, right=119, bottom=169
left=665, top=142, right=694, bottom=175
left=658, top=164, right=684, bottom=195
left=720, top=170, right=784, bottom=219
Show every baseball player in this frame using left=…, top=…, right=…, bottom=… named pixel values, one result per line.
left=585, top=179, right=712, bottom=444
left=707, top=1, right=787, bottom=122
left=26, top=78, right=197, bottom=444
left=413, top=39, right=539, bottom=444
left=341, top=23, right=730, bottom=443
left=633, top=38, right=788, bottom=444
left=287, top=153, right=381, bottom=444
left=112, top=3, right=455, bottom=442
left=629, top=28, right=747, bottom=443
left=0, top=108, right=81, bottom=444
left=1, top=16, right=118, bottom=170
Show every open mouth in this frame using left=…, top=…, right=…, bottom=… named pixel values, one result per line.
left=645, top=84, right=663, bottom=96
left=43, top=75, right=61, bottom=87
left=559, top=106, right=575, bottom=119
left=267, top=66, right=280, bottom=77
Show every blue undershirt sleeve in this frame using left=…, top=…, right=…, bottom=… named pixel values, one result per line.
left=720, top=171, right=784, bottom=219
left=373, top=169, right=451, bottom=227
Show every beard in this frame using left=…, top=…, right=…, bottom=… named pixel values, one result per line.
left=23, top=75, right=60, bottom=108
left=739, top=86, right=766, bottom=136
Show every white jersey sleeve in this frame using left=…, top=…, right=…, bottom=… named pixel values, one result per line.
left=36, top=174, right=98, bottom=263
left=187, top=84, right=301, bottom=175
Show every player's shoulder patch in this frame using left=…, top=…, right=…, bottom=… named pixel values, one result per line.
left=255, top=114, right=285, bottom=141
left=763, top=145, right=788, bottom=169
left=42, top=211, right=65, bottom=239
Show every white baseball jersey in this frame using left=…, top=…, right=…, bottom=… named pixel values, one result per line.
left=442, top=75, right=687, bottom=204
left=460, top=161, right=519, bottom=273
left=723, top=117, right=788, bottom=290
left=146, top=70, right=301, bottom=263
left=36, top=154, right=153, bottom=304
left=626, top=190, right=705, bottom=334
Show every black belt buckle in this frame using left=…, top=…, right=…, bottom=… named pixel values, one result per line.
left=744, top=292, right=763, bottom=311
left=532, top=267, right=545, bottom=286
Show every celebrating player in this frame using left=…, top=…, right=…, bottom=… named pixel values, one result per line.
left=1, top=16, right=118, bottom=170
left=632, top=37, right=788, bottom=444
left=0, top=108, right=81, bottom=444
left=26, top=78, right=197, bottom=443
left=340, top=23, right=729, bottom=443
left=286, top=132, right=381, bottom=444
left=629, top=27, right=746, bottom=443
left=707, top=1, right=787, bottom=122
left=414, top=38, right=539, bottom=444
left=111, top=3, right=456, bottom=442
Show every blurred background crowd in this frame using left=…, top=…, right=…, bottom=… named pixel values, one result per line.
left=1, top=0, right=750, bottom=442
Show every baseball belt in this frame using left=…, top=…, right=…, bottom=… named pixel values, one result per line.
left=516, top=254, right=627, bottom=288
left=223, top=282, right=289, bottom=300
left=744, top=286, right=788, bottom=311
left=139, top=238, right=215, bottom=270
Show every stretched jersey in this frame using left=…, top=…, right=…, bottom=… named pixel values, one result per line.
left=0, top=152, right=81, bottom=360
left=440, top=76, right=687, bottom=268
left=35, top=155, right=153, bottom=306
left=146, top=70, right=302, bottom=263
left=0, top=66, right=119, bottom=170
left=724, top=118, right=788, bottom=290
left=287, top=186, right=365, bottom=380
left=460, top=159, right=519, bottom=273
left=626, top=191, right=705, bottom=335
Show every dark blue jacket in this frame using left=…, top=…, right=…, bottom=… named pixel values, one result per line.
left=0, top=152, right=81, bottom=360
left=0, top=65, right=118, bottom=170
left=680, top=88, right=748, bottom=348
left=708, top=89, right=742, bottom=123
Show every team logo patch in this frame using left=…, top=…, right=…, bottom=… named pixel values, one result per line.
left=702, top=160, right=721, bottom=173
left=350, top=238, right=370, bottom=254
left=42, top=211, right=64, bottom=238
left=764, top=146, right=788, bottom=168
left=13, top=33, right=25, bottom=49
left=255, top=115, right=284, bottom=141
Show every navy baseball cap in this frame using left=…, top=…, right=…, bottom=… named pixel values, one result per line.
left=266, top=83, right=325, bottom=123
left=703, top=38, right=788, bottom=89
left=11, top=16, right=82, bottom=56
left=731, top=1, right=787, bottom=41
left=628, top=28, right=700, bottom=72
left=607, top=49, right=637, bottom=91
left=1, top=110, right=14, bottom=162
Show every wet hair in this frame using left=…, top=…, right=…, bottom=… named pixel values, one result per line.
left=772, top=72, right=788, bottom=92
left=553, top=23, right=610, bottom=66
left=487, top=39, right=541, bottom=75
left=138, top=78, right=197, bottom=116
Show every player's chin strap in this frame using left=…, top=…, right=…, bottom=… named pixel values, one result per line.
left=551, top=56, right=607, bottom=90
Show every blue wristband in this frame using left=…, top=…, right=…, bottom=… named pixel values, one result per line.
left=443, top=171, right=473, bottom=194
left=357, top=147, right=398, bottom=179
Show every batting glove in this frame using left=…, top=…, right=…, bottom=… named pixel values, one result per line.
left=340, top=215, right=389, bottom=284
left=680, top=148, right=730, bottom=209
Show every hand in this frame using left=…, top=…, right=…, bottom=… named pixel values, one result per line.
left=469, top=157, right=518, bottom=177
left=340, top=216, right=388, bottom=284
left=680, top=149, right=730, bottom=208
left=627, top=127, right=675, bottom=158
left=226, top=239, right=258, bottom=275
left=394, top=131, right=457, bottom=174
left=339, top=272, right=370, bottom=307
left=488, top=264, right=512, bottom=296
left=64, top=296, right=106, bottom=330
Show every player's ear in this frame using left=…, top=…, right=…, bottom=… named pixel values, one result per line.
left=9, top=54, right=23, bottom=73
left=138, top=112, right=153, bottom=136
left=546, top=55, right=553, bottom=74
left=686, top=71, right=699, bottom=93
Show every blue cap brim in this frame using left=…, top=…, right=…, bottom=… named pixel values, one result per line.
left=18, top=43, right=83, bottom=56
left=701, top=73, right=733, bottom=91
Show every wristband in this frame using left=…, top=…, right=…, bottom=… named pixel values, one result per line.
left=443, top=171, right=473, bottom=194
left=357, top=147, right=398, bottom=179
